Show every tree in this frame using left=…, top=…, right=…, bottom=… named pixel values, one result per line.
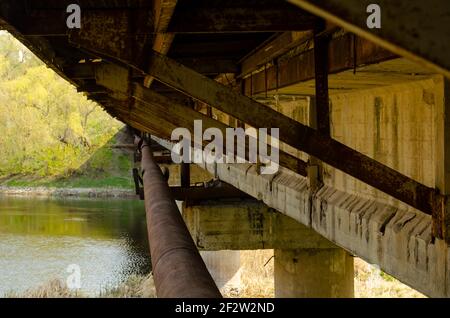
left=0, top=31, right=124, bottom=177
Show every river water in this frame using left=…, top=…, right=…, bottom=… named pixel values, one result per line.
left=0, top=195, right=150, bottom=296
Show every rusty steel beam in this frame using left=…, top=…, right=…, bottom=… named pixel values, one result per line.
left=65, top=63, right=97, bottom=79
left=137, top=136, right=222, bottom=298
left=171, top=183, right=252, bottom=202
left=65, top=63, right=144, bottom=80
left=4, top=8, right=155, bottom=37
left=95, top=88, right=306, bottom=176
left=180, top=163, right=190, bottom=187
left=131, top=83, right=307, bottom=176
left=68, top=10, right=153, bottom=69
left=167, top=7, right=317, bottom=33
left=287, top=0, right=450, bottom=79
left=66, top=24, right=442, bottom=218
left=77, top=81, right=108, bottom=94
left=65, top=58, right=237, bottom=80
left=143, top=0, right=177, bottom=88
left=313, top=25, right=331, bottom=136
left=240, top=31, right=313, bottom=76
left=176, top=58, right=239, bottom=75
left=242, top=32, right=397, bottom=95
left=143, top=50, right=443, bottom=218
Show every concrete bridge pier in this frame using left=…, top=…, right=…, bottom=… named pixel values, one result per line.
left=200, top=251, right=241, bottom=291
left=274, top=248, right=354, bottom=298
left=182, top=200, right=354, bottom=298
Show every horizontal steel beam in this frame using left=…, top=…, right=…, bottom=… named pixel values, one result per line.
left=171, top=183, right=252, bottom=202
left=240, top=31, right=313, bottom=76
left=2, top=9, right=154, bottom=36
left=242, top=32, right=397, bottom=95
left=144, top=50, right=443, bottom=218
left=131, top=83, right=307, bottom=175
left=167, top=7, right=317, bottom=33
left=288, top=0, right=450, bottom=79
left=65, top=24, right=445, bottom=223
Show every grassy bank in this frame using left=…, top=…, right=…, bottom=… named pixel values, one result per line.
left=2, top=176, right=133, bottom=189
left=7, top=252, right=425, bottom=298
left=0, top=129, right=136, bottom=191
left=4, top=275, right=157, bottom=298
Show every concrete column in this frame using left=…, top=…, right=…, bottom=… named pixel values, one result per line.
left=274, top=248, right=354, bottom=298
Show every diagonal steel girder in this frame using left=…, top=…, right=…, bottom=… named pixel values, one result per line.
left=131, top=83, right=308, bottom=176
left=67, top=32, right=445, bottom=222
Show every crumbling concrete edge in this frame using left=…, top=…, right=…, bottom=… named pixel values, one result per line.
left=152, top=136, right=448, bottom=297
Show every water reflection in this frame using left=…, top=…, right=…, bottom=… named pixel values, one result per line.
left=0, top=195, right=150, bottom=296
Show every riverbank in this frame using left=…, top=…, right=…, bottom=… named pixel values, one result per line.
left=0, top=186, right=136, bottom=198
left=4, top=275, right=157, bottom=298
left=5, top=255, right=425, bottom=298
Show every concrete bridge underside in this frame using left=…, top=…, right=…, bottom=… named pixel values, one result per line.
left=1, top=0, right=450, bottom=297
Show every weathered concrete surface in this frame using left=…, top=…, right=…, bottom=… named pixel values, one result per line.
left=152, top=77, right=450, bottom=297
left=325, top=78, right=439, bottom=206
left=267, top=58, right=435, bottom=96
left=194, top=161, right=447, bottom=297
left=274, top=248, right=354, bottom=298
left=266, top=77, right=440, bottom=196
left=182, top=201, right=335, bottom=250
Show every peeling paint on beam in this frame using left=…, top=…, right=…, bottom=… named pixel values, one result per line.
left=167, top=7, right=317, bottom=33
left=242, top=32, right=397, bottom=95
left=144, top=0, right=177, bottom=88
left=171, top=184, right=251, bottom=202
left=65, top=26, right=443, bottom=221
left=68, top=10, right=153, bottom=68
left=287, top=0, right=450, bottom=79
left=240, top=31, right=313, bottom=77
left=131, top=83, right=307, bottom=175
left=144, top=50, right=442, bottom=218
left=151, top=136, right=449, bottom=297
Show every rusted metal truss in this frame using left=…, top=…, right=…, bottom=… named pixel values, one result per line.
left=131, top=83, right=308, bottom=175
left=287, top=0, right=450, bottom=79
left=64, top=19, right=445, bottom=222
left=67, top=10, right=154, bottom=68
left=167, top=4, right=317, bottom=33
left=241, top=32, right=397, bottom=95
left=171, top=181, right=252, bottom=204
left=313, top=23, right=331, bottom=136
left=2, top=0, right=448, bottom=239
left=140, top=51, right=443, bottom=220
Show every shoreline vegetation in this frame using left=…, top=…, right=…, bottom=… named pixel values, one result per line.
left=0, top=33, right=133, bottom=192
left=5, top=255, right=425, bottom=298
left=0, top=185, right=136, bottom=199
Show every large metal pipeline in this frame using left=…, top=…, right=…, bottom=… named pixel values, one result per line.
left=136, top=136, right=222, bottom=298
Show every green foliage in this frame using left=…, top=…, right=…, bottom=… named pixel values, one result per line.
left=118, top=154, right=132, bottom=171
left=0, top=31, right=125, bottom=181
left=379, top=270, right=396, bottom=282
left=85, top=147, right=114, bottom=173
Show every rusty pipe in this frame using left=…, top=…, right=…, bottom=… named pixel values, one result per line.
left=136, top=136, right=222, bottom=298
